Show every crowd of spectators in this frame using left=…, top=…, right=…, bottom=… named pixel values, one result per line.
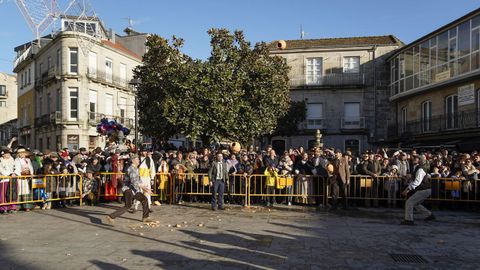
left=0, top=136, right=479, bottom=214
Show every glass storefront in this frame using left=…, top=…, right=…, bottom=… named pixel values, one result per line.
left=390, top=14, right=480, bottom=96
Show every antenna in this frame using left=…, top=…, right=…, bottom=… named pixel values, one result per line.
left=122, top=17, right=135, bottom=28
left=300, top=24, right=308, bottom=40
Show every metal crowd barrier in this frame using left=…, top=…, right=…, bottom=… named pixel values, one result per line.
left=332, top=175, right=480, bottom=207
left=247, top=174, right=327, bottom=207
left=4, top=172, right=477, bottom=210
left=171, top=173, right=248, bottom=205
left=0, top=174, right=83, bottom=209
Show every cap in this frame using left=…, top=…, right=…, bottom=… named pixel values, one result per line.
left=390, top=165, right=399, bottom=171
left=79, top=147, right=87, bottom=152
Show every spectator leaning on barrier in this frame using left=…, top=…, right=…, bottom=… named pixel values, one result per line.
left=0, top=147, right=17, bottom=214
left=14, top=147, right=35, bottom=212
left=264, top=164, right=279, bottom=207
left=401, top=155, right=435, bottom=225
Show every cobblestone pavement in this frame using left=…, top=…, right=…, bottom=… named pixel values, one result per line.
left=0, top=203, right=479, bottom=270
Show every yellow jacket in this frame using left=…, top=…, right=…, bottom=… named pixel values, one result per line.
left=264, top=168, right=279, bottom=187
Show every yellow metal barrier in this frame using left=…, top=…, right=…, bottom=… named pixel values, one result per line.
left=247, top=174, right=327, bottom=207
left=333, top=175, right=480, bottom=206
left=171, top=172, right=248, bottom=205
left=0, top=174, right=83, bottom=209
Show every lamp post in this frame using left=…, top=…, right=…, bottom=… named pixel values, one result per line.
left=315, top=129, right=323, bottom=149
left=129, top=78, right=141, bottom=148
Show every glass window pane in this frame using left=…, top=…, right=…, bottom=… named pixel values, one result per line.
left=438, top=31, right=448, bottom=67
left=458, top=21, right=470, bottom=57
left=472, top=28, right=480, bottom=51
left=458, top=56, right=470, bottom=74
left=405, top=48, right=413, bottom=76
left=472, top=14, right=480, bottom=28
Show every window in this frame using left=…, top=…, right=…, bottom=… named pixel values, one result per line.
left=306, top=57, right=322, bottom=85
left=56, top=49, right=61, bottom=71
left=47, top=93, right=51, bottom=113
left=47, top=56, right=52, bottom=70
left=445, top=95, right=458, bottom=129
left=88, top=52, right=97, bottom=77
left=69, top=88, right=78, bottom=119
left=120, top=63, right=127, bottom=86
left=472, top=21, right=480, bottom=70
left=46, top=137, right=50, bottom=150
left=343, top=56, right=360, bottom=73
left=400, top=107, right=407, bottom=134
left=343, top=102, right=361, bottom=128
left=89, top=90, right=97, bottom=120
left=105, top=58, right=113, bottom=83
left=306, top=103, right=323, bottom=129
left=478, top=89, right=480, bottom=126
left=344, top=102, right=360, bottom=120
left=69, top=48, right=78, bottom=74
left=421, top=101, right=432, bottom=132
left=344, top=139, right=360, bottom=157
left=38, top=96, right=42, bottom=116
left=0, top=101, right=6, bottom=107
left=105, top=93, right=113, bottom=116
left=119, top=97, right=127, bottom=123
left=38, top=138, right=43, bottom=151
left=0, top=85, right=6, bottom=96
left=28, top=68, right=31, bottom=85
left=56, top=88, right=61, bottom=111
left=20, top=73, right=24, bottom=89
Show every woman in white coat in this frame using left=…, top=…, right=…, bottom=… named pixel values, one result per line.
left=14, top=147, right=34, bottom=211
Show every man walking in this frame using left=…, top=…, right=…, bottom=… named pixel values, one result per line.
left=400, top=155, right=435, bottom=225
left=209, top=153, right=228, bottom=211
left=105, top=154, right=153, bottom=225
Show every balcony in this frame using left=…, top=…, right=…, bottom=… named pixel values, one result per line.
left=34, top=111, right=63, bottom=127
left=87, top=69, right=133, bottom=91
left=303, top=119, right=327, bottom=130
left=35, top=68, right=59, bottom=89
left=341, top=117, right=366, bottom=130
left=88, top=112, right=134, bottom=129
left=290, top=73, right=365, bottom=88
left=388, top=109, right=480, bottom=139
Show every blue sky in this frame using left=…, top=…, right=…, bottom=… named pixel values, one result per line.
left=0, top=0, right=478, bottom=73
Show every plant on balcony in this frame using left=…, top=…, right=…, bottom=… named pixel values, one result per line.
left=134, top=29, right=290, bottom=145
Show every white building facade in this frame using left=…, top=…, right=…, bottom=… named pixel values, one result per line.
left=14, top=17, right=145, bottom=151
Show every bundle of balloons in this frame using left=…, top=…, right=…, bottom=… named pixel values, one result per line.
left=96, top=118, right=130, bottom=141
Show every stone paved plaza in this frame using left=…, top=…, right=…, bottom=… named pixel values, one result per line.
left=0, top=203, right=479, bottom=270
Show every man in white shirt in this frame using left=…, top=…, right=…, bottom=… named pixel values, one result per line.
left=400, top=155, right=435, bottom=225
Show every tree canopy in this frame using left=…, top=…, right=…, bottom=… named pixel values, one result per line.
left=134, top=29, right=291, bottom=145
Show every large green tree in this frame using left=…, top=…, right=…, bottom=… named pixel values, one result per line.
left=134, top=29, right=291, bottom=145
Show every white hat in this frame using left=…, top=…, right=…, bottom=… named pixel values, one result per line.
left=390, top=165, right=399, bottom=171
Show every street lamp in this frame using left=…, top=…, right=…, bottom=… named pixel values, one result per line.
left=129, top=77, right=141, bottom=149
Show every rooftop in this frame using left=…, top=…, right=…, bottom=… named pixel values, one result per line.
left=269, top=35, right=403, bottom=51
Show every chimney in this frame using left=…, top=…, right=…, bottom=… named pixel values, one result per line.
left=109, top=28, right=116, bottom=43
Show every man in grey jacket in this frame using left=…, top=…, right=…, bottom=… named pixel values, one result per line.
left=209, top=153, right=229, bottom=210
left=106, top=154, right=153, bottom=224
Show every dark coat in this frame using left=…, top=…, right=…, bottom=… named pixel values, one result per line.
left=208, top=161, right=229, bottom=182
